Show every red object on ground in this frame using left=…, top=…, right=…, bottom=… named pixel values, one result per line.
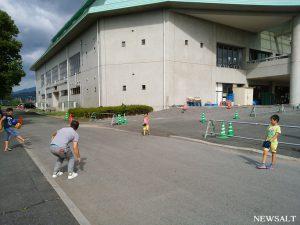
left=19, top=116, right=23, bottom=125
left=68, top=114, right=73, bottom=124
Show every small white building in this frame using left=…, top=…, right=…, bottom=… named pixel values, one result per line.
left=31, top=0, right=300, bottom=110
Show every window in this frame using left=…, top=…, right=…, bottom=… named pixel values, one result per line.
left=41, top=74, right=44, bottom=87
left=249, top=49, right=272, bottom=61
left=142, top=85, right=146, bottom=90
left=122, top=85, right=126, bottom=91
left=38, top=91, right=40, bottom=94
left=71, top=87, right=80, bottom=95
left=47, top=93, right=52, bottom=98
left=42, top=94, right=45, bottom=99
left=185, top=40, right=188, bottom=45
left=69, top=53, right=80, bottom=76
left=61, top=90, right=68, bottom=96
left=59, top=60, right=67, bottom=80
left=122, top=41, right=126, bottom=47
left=46, top=70, right=51, bottom=85
left=217, top=43, right=243, bottom=69
left=52, top=66, right=58, bottom=83
left=141, top=39, right=146, bottom=45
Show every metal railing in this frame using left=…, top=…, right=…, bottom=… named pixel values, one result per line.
left=249, top=104, right=299, bottom=118
left=89, top=112, right=117, bottom=126
left=247, top=54, right=290, bottom=64
left=204, top=119, right=300, bottom=147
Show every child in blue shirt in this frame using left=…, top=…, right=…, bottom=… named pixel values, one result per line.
left=0, top=108, right=27, bottom=151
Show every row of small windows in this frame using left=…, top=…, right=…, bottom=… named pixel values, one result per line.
left=41, top=87, right=80, bottom=99
left=121, top=39, right=204, bottom=47
left=41, top=53, right=80, bottom=87
left=122, top=85, right=146, bottom=91
left=185, top=40, right=204, bottom=48
left=121, top=39, right=146, bottom=47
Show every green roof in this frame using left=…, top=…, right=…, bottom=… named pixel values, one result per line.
left=31, top=0, right=300, bottom=70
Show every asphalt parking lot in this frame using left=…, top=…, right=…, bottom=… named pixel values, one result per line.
left=110, top=106, right=300, bottom=158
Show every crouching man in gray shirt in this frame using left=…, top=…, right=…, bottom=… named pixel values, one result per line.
left=50, top=120, right=81, bottom=180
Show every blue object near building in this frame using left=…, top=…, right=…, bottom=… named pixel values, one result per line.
left=227, top=94, right=235, bottom=101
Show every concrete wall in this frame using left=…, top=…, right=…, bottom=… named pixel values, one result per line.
left=166, top=12, right=215, bottom=105
left=35, top=24, right=99, bottom=109
left=246, top=57, right=290, bottom=79
left=166, top=12, right=258, bottom=105
left=34, top=9, right=292, bottom=110
left=99, top=11, right=164, bottom=109
left=71, top=23, right=98, bottom=107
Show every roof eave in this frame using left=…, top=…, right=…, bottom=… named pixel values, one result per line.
left=31, top=1, right=300, bottom=71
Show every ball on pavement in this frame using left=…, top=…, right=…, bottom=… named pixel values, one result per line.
left=15, top=123, right=22, bottom=129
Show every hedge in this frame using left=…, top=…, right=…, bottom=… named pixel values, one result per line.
left=68, top=105, right=153, bottom=119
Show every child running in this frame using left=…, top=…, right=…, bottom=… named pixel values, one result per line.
left=143, top=113, right=150, bottom=136
left=257, top=114, right=281, bottom=169
left=0, top=108, right=28, bottom=151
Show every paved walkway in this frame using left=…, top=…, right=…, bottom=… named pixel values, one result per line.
left=0, top=127, right=79, bottom=225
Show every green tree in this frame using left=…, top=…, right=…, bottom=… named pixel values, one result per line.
left=0, top=10, right=25, bottom=99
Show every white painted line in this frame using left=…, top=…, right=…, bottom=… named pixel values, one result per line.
left=170, top=135, right=298, bottom=161
left=24, top=146, right=92, bottom=225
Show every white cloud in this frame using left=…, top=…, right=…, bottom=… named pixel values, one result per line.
left=0, top=0, right=72, bottom=36
left=0, top=0, right=83, bottom=91
left=22, top=48, right=46, bottom=65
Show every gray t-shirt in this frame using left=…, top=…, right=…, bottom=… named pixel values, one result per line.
left=51, top=127, right=79, bottom=149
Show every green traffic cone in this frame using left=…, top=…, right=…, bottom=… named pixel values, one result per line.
left=201, top=113, right=206, bottom=124
left=65, top=112, right=69, bottom=122
left=218, top=122, right=228, bottom=139
left=227, top=122, right=234, bottom=137
left=117, top=114, right=122, bottom=125
left=123, top=114, right=127, bottom=124
left=233, top=111, right=240, bottom=119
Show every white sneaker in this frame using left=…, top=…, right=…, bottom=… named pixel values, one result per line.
left=52, top=171, right=63, bottom=178
left=68, top=172, right=78, bottom=180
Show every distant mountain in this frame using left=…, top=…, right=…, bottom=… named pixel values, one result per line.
left=12, top=86, right=36, bottom=102
left=13, top=87, right=36, bottom=94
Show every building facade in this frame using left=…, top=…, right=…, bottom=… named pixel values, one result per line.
left=31, top=0, right=300, bottom=110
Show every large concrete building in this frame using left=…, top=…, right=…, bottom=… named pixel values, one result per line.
left=31, top=0, right=300, bottom=110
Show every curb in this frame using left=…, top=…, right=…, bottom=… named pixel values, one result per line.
left=170, top=135, right=298, bottom=161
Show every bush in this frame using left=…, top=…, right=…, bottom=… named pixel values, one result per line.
left=68, top=105, right=153, bottom=119
left=24, top=103, right=36, bottom=109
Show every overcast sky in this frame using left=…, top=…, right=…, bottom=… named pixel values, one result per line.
left=0, top=0, right=85, bottom=91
